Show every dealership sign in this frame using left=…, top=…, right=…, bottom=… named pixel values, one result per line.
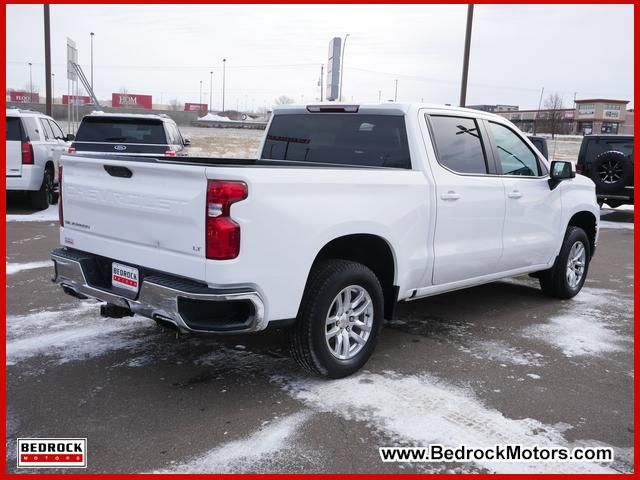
left=10, top=91, right=39, bottom=103
left=185, top=102, right=208, bottom=112
left=62, top=95, right=91, bottom=106
left=17, top=438, right=87, bottom=468
left=112, top=93, right=152, bottom=109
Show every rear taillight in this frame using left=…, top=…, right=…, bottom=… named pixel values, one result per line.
left=206, top=180, right=248, bottom=260
left=67, top=146, right=76, bottom=154
left=21, top=142, right=34, bottom=164
left=165, top=149, right=176, bottom=157
left=58, top=165, right=64, bottom=226
left=576, top=163, right=584, bottom=175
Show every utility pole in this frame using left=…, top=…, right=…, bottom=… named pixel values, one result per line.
left=533, top=86, right=545, bottom=135
left=51, top=73, right=55, bottom=104
left=222, top=58, right=227, bottom=112
left=394, top=80, right=398, bottom=102
left=459, top=4, right=474, bottom=107
left=378, top=90, right=382, bottom=103
left=90, top=32, right=95, bottom=92
left=209, top=71, right=213, bottom=113
left=338, top=33, right=350, bottom=102
left=199, top=80, right=203, bottom=108
left=28, top=62, right=33, bottom=103
left=44, top=5, right=52, bottom=116
left=319, top=64, right=324, bottom=102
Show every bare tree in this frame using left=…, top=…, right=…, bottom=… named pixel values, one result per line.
left=168, top=99, right=181, bottom=111
left=119, top=87, right=129, bottom=94
left=543, top=93, right=565, bottom=139
left=274, top=95, right=295, bottom=105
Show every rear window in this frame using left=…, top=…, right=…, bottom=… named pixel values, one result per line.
left=261, top=114, right=411, bottom=168
left=584, top=138, right=633, bottom=163
left=75, top=117, right=167, bottom=144
left=7, top=117, right=22, bottom=141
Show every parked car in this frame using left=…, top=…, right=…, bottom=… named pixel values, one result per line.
left=528, top=135, right=548, bottom=160
left=576, top=134, right=633, bottom=208
left=69, top=112, right=190, bottom=157
left=6, top=108, right=71, bottom=209
left=51, top=103, right=599, bottom=378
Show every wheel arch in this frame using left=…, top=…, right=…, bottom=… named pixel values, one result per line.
left=567, top=210, right=597, bottom=258
left=309, top=234, right=398, bottom=319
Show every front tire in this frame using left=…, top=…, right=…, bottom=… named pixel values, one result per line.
left=289, top=260, right=384, bottom=378
left=539, top=226, right=590, bottom=299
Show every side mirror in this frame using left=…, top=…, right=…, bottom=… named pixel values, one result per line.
left=183, top=137, right=191, bottom=146
left=65, top=133, right=75, bottom=141
left=548, top=160, right=575, bottom=190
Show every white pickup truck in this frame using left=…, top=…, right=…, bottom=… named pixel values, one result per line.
left=51, top=103, right=599, bottom=378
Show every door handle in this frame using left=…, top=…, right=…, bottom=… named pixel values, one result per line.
left=508, top=190, right=523, bottom=199
left=441, top=191, right=460, bottom=201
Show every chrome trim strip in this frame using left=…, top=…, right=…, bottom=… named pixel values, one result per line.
left=51, top=252, right=266, bottom=334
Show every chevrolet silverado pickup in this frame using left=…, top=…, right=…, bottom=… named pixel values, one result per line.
left=51, top=103, right=599, bottom=378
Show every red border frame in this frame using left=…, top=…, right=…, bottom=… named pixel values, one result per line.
left=1, top=1, right=637, bottom=478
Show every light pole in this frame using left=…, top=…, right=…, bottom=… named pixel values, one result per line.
left=459, top=4, right=474, bottom=107
left=28, top=62, right=33, bottom=103
left=51, top=73, right=55, bottom=104
left=338, top=33, right=349, bottom=102
left=394, top=79, right=398, bottom=102
left=199, top=80, right=203, bottom=109
left=209, top=71, right=213, bottom=113
left=90, top=32, right=95, bottom=92
left=222, top=58, right=226, bottom=112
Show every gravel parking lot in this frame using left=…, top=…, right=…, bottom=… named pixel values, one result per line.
left=5, top=128, right=634, bottom=474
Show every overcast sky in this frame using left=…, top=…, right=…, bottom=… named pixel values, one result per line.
left=6, top=4, right=634, bottom=111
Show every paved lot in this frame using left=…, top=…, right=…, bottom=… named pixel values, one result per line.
left=5, top=131, right=635, bottom=474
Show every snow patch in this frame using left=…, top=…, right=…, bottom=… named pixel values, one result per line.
left=6, top=205, right=59, bottom=223
left=155, top=411, right=311, bottom=473
left=278, top=372, right=615, bottom=474
left=6, top=260, right=52, bottom=275
left=463, top=340, right=543, bottom=366
left=523, top=288, right=630, bottom=357
left=599, top=221, right=633, bottom=230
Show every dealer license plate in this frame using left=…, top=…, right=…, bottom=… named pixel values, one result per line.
left=112, top=262, right=139, bottom=293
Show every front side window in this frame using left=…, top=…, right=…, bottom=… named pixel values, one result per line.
left=48, top=119, right=65, bottom=139
left=40, top=118, right=55, bottom=140
left=489, top=122, right=540, bottom=176
left=428, top=115, right=487, bottom=174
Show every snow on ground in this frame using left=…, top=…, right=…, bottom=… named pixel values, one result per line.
left=523, top=288, right=631, bottom=358
left=6, top=260, right=52, bottom=275
left=276, top=371, right=617, bottom=474
left=6, top=302, right=152, bottom=366
left=461, top=339, right=544, bottom=366
left=156, top=411, right=312, bottom=473
left=6, top=204, right=58, bottom=223
left=599, top=220, right=634, bottom=230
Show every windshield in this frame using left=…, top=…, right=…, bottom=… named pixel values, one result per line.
left=262, top=114, right=411, bottom=168
left=75, top=117, right=167, bottom=144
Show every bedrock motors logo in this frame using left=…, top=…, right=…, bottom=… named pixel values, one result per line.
left=17, top=438, right=87, bottom=468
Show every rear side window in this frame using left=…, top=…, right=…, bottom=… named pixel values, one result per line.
left=262, top=114, right=411, bottom=168
left=7, top=117, right=23, bottom=141
left=75, top=118, right=168, bottom=144
left=21, top=117, right=41, bottom=141
left=428, top=115, right=487, bottom=174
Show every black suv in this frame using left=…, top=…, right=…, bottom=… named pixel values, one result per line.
left=576, top=135, right=633, bottom=208
left=70, top=112, right=190, bottom=157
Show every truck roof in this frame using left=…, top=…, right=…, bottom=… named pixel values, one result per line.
left=273, top=102, right=506, bottom=120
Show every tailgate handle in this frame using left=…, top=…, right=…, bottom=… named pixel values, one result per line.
left=104, top=165, right=133, bottom=178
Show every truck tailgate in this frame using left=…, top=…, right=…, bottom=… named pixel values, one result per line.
left=60, top=154, right=208, bottom=280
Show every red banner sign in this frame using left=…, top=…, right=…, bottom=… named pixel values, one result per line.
left=185, top=103, right=208, bottom=112
left=10, top=91, right=39, bottom=103
left=62, top=95, right=92, bottom=106
left=111, top=93, right=153, bottom=109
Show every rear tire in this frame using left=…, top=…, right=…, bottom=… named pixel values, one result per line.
left=539, top=226, right=590, bottom=299
left=30, top=167, right=54, bottom=210
left=289, top=260, right=384, bottom=378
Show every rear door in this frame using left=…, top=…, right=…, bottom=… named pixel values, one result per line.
left=72, top=117, right=170, bottom=155
left=6, top=116, right=23, bottom=176
left=61, top=155, right=208, bottom=279
left=425, top=113, right=506, bottom=285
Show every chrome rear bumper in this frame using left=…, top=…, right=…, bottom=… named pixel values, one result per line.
left=51, top=248, right=266, bottom=334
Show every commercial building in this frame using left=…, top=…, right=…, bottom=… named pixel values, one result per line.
left=466, top=104, right=519, bottom=113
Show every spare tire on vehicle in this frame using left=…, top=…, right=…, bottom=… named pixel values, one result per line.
left=591, top=150, right=633, bottom=193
